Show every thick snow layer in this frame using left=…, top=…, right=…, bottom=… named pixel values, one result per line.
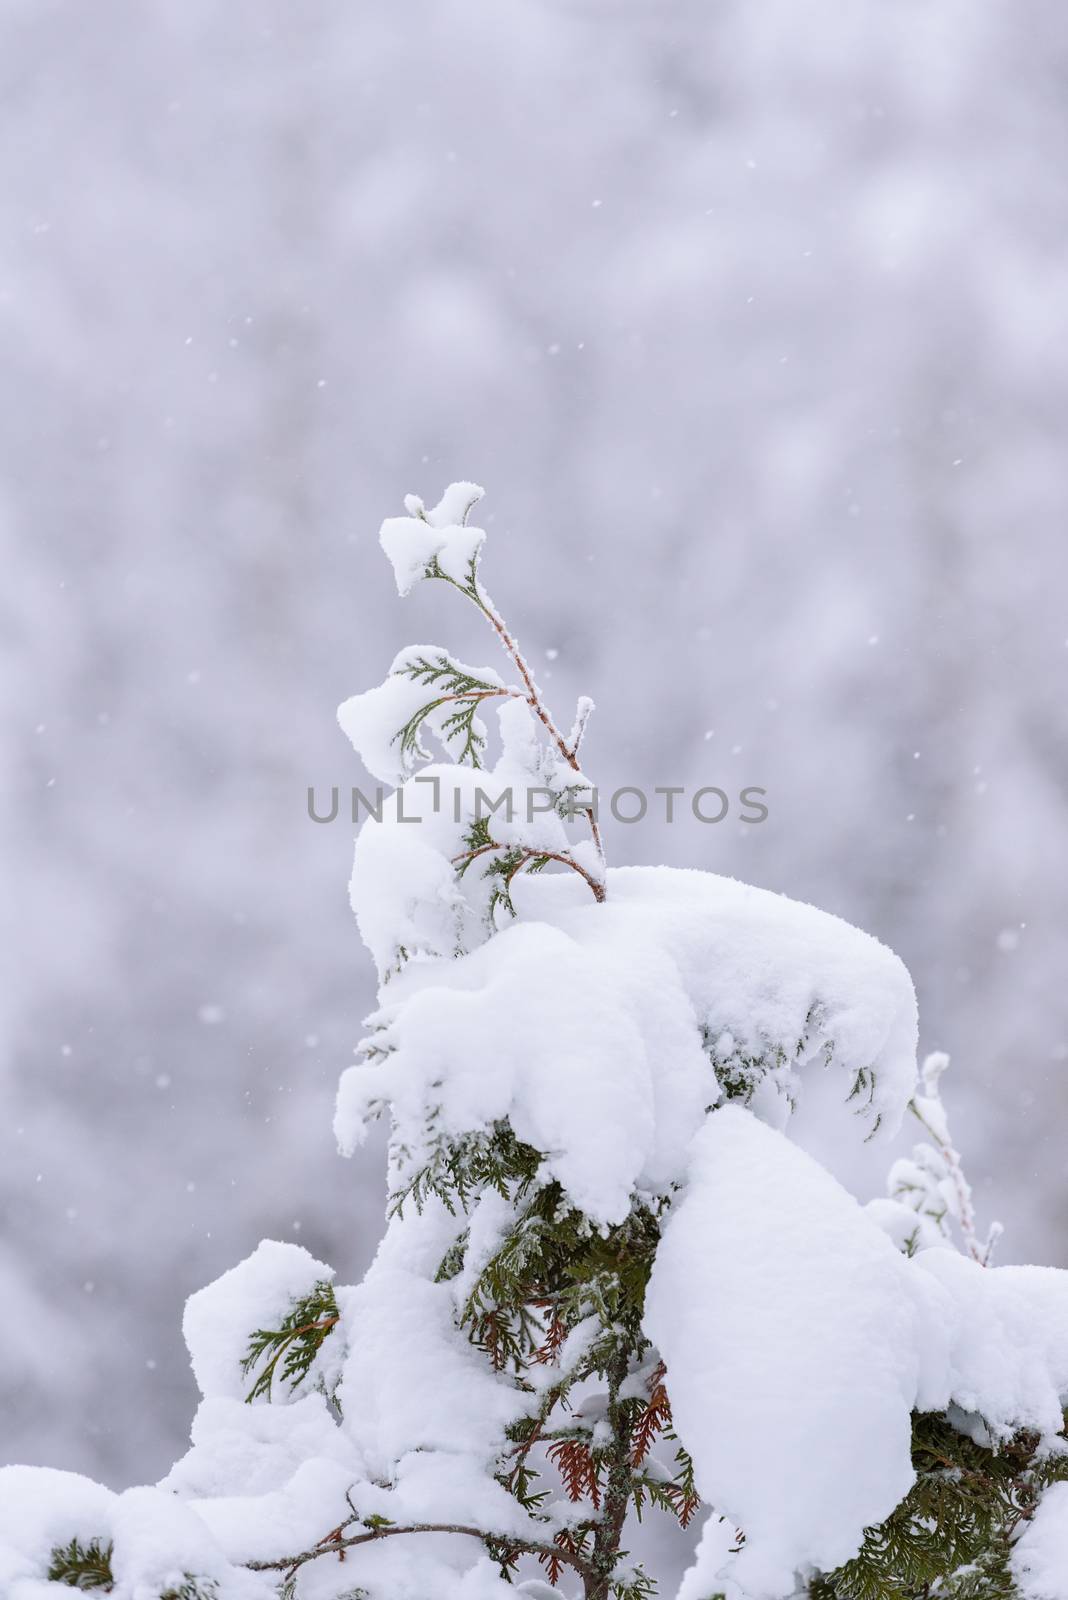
left=645, top=1107, right=945, bottom=1596
left=163, top=1207, right=539, bottom=1593
left=1013, top=1481, right=1068, bottom=1599
left=647, top=1107, right=1068, bottom=1596
left=347, top=764, right=490, bottom=973
left=380, top=482, right=486, bottom=597
left=338, top=915, right=709, bottom=1226
left=913, top=1249, right=1068, bottom=1440
left=345, top=713, right=598, bottom=978
left=0, top=1466, right=271, bottom=1600
left=336, top=1200, right=523, bottom=1476
left=164, top=1392, right=360, bottom=1499
left=183, top=1238, right=335, bottom=1403
left=189, top=1454, right=362, bottom=1568
left=591, top=867, right=918, bottom=1136
left=0, top=1467, right=114, bottom=1591
left=338, top=863, right=920, bottom=1225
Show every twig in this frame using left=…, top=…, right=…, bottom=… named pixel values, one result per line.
left=452, top=839, right=605, bottom=905
left=459, top=575, right=606, bottom=873
left=245, top=1520, right=595, bottom=1583
left=910, top=1097, right=988, bottom=1265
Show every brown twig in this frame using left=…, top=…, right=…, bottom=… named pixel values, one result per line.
left=433, top=689, right=522, bottom=707
left=470, top=584, right=606, bottom=869
left=246, top=1520, right=595, bottom=1584
left=452, top=840, right=605, bottom=905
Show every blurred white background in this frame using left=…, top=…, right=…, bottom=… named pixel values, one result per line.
left=4, top=0, right=1066, bottom=1488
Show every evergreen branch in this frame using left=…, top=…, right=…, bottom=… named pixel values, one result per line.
left=240, top=1281, right=340, bottom=1403
left=415, top=509, right=607, bottom=877
left=389, top=1121, right=543, bottom=1219
left=589, top=1349, right=638, bottom=1600
left=538, top=1528, right=597, bottom=1590
left=452, top=834, right=605, bottom=906
left=47, top=1537, right=115, bottom=1590
left=811, top=1411, right=1068, bottom=1599
left=630, top=1361, right=672, bottom=1466
left=389, top=650, right=521, bottom=770
left=612, top=1566, right=658, bottom=1600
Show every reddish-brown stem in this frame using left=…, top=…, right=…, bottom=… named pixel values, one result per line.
left=452, top=840, right=605, bottom=904
left=433, top=688, right=522, bottom=707
left=472, top=585, right=606, bottom=868
left=246, top=1520, right=595, bottom=1583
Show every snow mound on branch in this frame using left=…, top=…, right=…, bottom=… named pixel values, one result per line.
left=183, top=1239, right=335, bottom=1403
left=596, top=866, right=917, bottom=1134
left=646, top=1107, right=947, bottom=1596
left=0, top=1467, right=114, bottom=1592
left=164, top=1392, right=360, bottom=1499
left=0, top=1466, right=270, bottom=1600
left=338, top=916, right=705, bottom=1226
left=914, top=1249, right=1068, bottom=1439
left=647, top=1107, right=1068, bottom=1598
left=338, top=645, right=507, bottom=786
left=337, top=1200, right=528, bottom=1478
left=380, top=482, right=485, bottom=596
left=347, top=764, right=489, bottom=973
left=1013, top=1481, right=1068, bottom=1598
left=337, top=864, right=919, bottom=1225
left=346, top=753, right=592, bottom=977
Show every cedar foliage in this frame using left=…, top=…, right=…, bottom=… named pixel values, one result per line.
left=811, top=1412, right=1068, bottom=1600
left=47, top=1537, right=115, bottom=1590
left=240, top=1278, right=340, bottom=1404
left=391, top=649, right=506, bottom=769
left=45, top=1537, right=218, bottom=1599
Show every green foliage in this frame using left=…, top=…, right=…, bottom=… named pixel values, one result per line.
left=704, top=1003, right=835, bottom=1124
left=240, top=1279, right=340, bottom=1404
left=390, top=1119, right=543, bottom=1219
left=161, top=1581, right=219, bottom=1600
left=457, top=1176, right=663, bottom=1375
left=455, top=813, right=554, bottom=922
left=391, top=650, right=508, bottom=769
left=810, top=1411, right=1068, bottom=1600
left=613, top=1563, right=658, bottom=1600
left=431, top=1140, right=701, bottom=1554
left=421, top=545, right=483, bottom=602
left=847, top=1065, right=882, bottom=1138
left=704, top=999, right=885, bottom=1140
left=47, top=1537, right=115, bottom=1590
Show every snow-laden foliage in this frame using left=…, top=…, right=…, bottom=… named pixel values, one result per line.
left=6, top=484, right=1068, bottom=1600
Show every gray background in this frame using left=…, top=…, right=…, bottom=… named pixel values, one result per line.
left=4, top=0, right=1066, bottom=1490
